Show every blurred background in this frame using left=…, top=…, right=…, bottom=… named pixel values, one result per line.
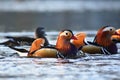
left=0, top=0, right=120, bottom=32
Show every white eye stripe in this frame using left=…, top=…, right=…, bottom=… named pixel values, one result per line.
left=60, top=31, right=70, bottom=36
left=103, top=27, right=115, bottom=32
left=64, top=31, right=70, bottom=34
left=60, top=32, right=66, bottom=36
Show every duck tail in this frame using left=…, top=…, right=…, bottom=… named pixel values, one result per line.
left=8, top=46, right=28, bottom=57
left=8, top=46, right=28, bottom=53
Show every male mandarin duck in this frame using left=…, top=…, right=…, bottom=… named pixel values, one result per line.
left=55, top=29, right=78, bottom=58
left=81, top=26, right=118, bottom=54
left=27, top=29, right=78, bottom=58
left=112, top=29, right=120, bottom=43
left=0, top=27, right=49, bottom=46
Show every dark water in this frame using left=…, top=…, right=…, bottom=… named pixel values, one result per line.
left=0, top=11, right=120, bottom=32
left=0, top=31, right=120, bottom=80
left=0, top=0, right=120, bottom=32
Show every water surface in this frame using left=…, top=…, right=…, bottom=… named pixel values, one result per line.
left=0, top=31, right=120, bottom=80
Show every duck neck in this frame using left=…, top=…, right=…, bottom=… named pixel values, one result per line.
left=56, top=37, right=71, bottom=54
left=95, top=32, right=113, bottom=47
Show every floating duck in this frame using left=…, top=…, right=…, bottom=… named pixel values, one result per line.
left=55, top=29, right=78, bottom=58
left=0, top=27, right=49, bottom=46
left=10, top=29, right=78, bottom=58
left=112, top=29, right=120, bottom=43
left=73, top=26, right=117, bottom=54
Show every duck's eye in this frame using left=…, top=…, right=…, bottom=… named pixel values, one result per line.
left=110, top=29, right=112, bottom=31
left=66, top=33, right=68, bottom=35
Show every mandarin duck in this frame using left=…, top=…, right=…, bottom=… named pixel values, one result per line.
left=55, top=29, right=78, bottom=58
left=0, top=27, right=49, bottom=46
left=28, top=30, right=77, bottom=58
left=24, top=29, right=78, bottom=58
left=81, top=26, right=117, bottom=54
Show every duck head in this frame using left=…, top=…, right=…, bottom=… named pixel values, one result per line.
left=111, top=29, right=120, bottom=43
left=55, top=29, right=78, bottom=58
left=94, top=26, right=116, bottom=47
left=94, top=26, right=117, bottom=54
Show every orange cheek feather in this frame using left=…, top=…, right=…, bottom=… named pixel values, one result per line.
left=116, top=29, right=120, bottom=34
left=112, top=35, right=120, bottom=41
left=111, top=29, right=120, bottom=41
left=71, top=32, right=86, bottom=48
left=28, top=38, right=45, bottom=56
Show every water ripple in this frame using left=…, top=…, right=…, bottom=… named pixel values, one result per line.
left=0, top=32, right=120, bottom=80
